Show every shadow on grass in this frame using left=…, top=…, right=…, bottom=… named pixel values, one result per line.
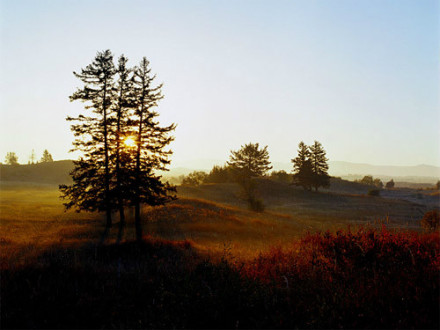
left=1, top=229, right=439, bottom=329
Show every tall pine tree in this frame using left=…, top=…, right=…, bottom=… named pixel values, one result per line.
left=60, top=50, right=116, bottom=237
left=130, top=57, right=176, bottom=241
left=113, top=54, right=135, bottom=242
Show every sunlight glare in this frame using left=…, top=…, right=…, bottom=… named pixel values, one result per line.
left=124, top=136, right=136, bottom=147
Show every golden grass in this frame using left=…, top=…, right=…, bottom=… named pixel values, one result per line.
left=0, top=181, right=430, bottom=265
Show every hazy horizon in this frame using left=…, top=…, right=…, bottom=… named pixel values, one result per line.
left=1, top=0, right=439, bottom=167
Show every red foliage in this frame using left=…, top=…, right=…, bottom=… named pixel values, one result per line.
left=242, top=226, right=440, bottom=328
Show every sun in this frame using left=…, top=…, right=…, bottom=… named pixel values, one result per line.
left=124, top=136, right=136, bottom=147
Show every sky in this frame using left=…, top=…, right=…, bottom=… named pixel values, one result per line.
left=1, top=0, right=439, bottom=168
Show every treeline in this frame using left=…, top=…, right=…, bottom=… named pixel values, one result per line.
left=3, top=149, right=53, bottom=165
left=182, top=141, right=330, bottom=189
left=180, top=141, right=330, bottom=211
left=59, top=50, right=175, bottom=242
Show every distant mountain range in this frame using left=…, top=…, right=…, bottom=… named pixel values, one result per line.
left=1, top=159, right=439, bottom=185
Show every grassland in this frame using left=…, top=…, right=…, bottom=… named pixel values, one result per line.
left=1, top=178, right=436, bottom=265
left=1, top=179, right=439, bottom=328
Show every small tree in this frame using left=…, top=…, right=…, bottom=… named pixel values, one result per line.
left=373, top=178, right=383, bottom=189
left=359, top=175, right=374, bottom=186
left=205, top=165, right=233, bottom=183
left=309, top=140, right=330, bottom=191
left=182, top=171, right=208, bottom=186
left=40, top=150, right=54, bottom=162
left=227, top=143, right=272, bottom=178
left=291, top=141, right=312, bottom=190
left=385, top=179, right=395, bottom=189
left=270, top=170, right=291, bottom=183
left=5, top=152, right=19, bottom=165
left=228, top=143, right=271, bottom=212
left=436, top=180, right=440, bottom=190
left=421, top=210, right=439, bottom=232
left=29, top=149, right=36, bottom=164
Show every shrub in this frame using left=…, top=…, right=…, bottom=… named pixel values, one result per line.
left=367, top=188, right=380, bottom=196
left=421, top=210, right=440, bottom=232
left=248, top=197, right=265, bottom=212
left=181, top=171, right=208, bottom=186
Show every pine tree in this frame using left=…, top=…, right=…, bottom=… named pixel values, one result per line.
left=309, top=140, right=330, bottom=191
left=40, top=149, right=54, bottom=162
left=130, top=57, right=176, bottom=241
left=291, top=141, right=312, bottom=190
left=59, top=50, right=116, bottom=238
left=227, top=143, right=271, bottom=212
left=113, top=54, right=135, bottom=242
left=5, top=152, right=19, bottom=165
left=227, top=143, right=272, bottom=178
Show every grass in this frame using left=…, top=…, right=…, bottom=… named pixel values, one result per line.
left=2, top=228, right=438, bottom=329
left=1, top=181, right=439, bottom=328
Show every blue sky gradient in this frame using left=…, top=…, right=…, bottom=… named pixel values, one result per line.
left=1, top=0, right=439, bottom=167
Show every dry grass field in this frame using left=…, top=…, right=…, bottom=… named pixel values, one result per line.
left=1, top=178, right=436, bottom=266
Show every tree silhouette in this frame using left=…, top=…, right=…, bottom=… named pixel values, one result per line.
left=60, top=50, right=116, bottom=238
left=228, top=143, right=271, bottom=212
left=227, top=142, right=272, bottom=178
left=29, top=149, right=36, bottom=164
left=130, top=57, right=176, bottom=241
left=291, top=141, right=312, bottom=190
left=385, top=179, right=395, bottom=189
left=40, top=149, right=54, bottom=162
left=292, top=141, right=330, bottom=191
left=113, top=54, right=135, bottom=242
left=5, top=152, right=19, bottom=165
left=309, top=141, right=330, bottom=191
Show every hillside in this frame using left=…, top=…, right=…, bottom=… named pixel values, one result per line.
left=0, top=160, right=73, bottom=185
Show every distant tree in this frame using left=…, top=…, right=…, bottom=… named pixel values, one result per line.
left=129, top=57, right=176, bottom=241
left=291, top=141, right=313, bottom=190
left=385, top=179, right=395, bottom=189
left=269, top=170, right=291, bottom=183
left=29, top=149, right=37, bottom=164
left=309, top=141, right=330, bottom=191
left=436, top=180, right=440, bottom=190
left=358, top=175, right=383, bottom=189
left=59, top=50, right=117, bottom=238
left=228, top=143, right=271, bottom=212
left=228, top=143, right=272, bottom=178
left=5, top=152, right=19, bottom=165
left=420, top=210, right=439, bottom=232
left=373, top=178, right=383, bottom=189
left=40, top=149, right=54, bottom=163
left=182, top=171, right=208, bottom=186
left=359, top=175, right=374, bottom=186
left=205, top=165, right=233, bottom=183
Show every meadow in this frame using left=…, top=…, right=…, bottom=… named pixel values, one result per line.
left=1, top=180, right=439, bottom=328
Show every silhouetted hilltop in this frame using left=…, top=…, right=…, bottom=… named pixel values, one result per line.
left=0, top=160, right=74, bottom=185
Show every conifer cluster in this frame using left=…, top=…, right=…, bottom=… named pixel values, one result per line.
left=291, top=140, right=330, bottom=191
left=59, top=50, right=175, bottom=242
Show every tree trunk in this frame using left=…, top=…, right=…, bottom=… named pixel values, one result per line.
left=135, top=202, right=142, bottom=241
left=102, top=81, right=112, bottom=239
left=134, top=111, right=143, bottom=242
left=117, top=206, right=125, bottom=243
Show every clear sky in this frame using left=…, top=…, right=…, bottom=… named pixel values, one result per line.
left=1, top=0, right=439, bottom=168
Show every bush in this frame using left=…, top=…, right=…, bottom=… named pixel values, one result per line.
left=367, top=189, right=381, bottom=196
left=269, top=170, right=292, bottom=183
left=248, top=197, right=265, bottom=212
left=421, top=210, right=440, bottom=232
left=181, top=171, right=208, bottom=186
